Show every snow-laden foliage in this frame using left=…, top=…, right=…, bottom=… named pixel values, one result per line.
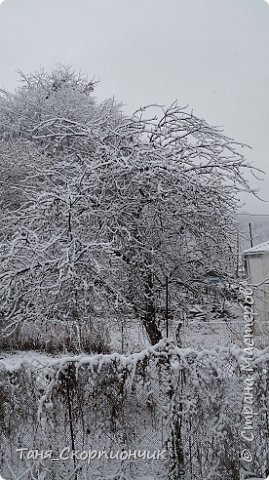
left=0, top=341, right=268, bottom=480
left=0, top=67, right=257, bottom=347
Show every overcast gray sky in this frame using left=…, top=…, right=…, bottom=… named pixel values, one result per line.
left=0, top=0, right=268, bottom=213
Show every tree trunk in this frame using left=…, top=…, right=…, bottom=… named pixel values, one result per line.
left=142, top=273, right=162, bottom=345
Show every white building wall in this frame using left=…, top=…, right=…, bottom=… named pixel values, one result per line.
left=245, top=252, right=269, bottom=327
left=246, top=253, right=269, bottom=285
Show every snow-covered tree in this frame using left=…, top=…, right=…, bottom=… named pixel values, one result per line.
left=0, top=67, right=257, bottom=347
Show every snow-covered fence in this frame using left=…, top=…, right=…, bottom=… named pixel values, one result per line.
left=0, top=340, right=269, bottom=480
